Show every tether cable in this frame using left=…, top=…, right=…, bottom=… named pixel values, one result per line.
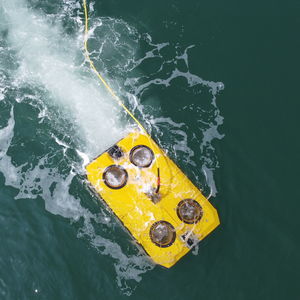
left=83, top=0, right=149, bottom=134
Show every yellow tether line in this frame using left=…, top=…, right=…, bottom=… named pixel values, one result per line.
left=83, top=0, right=149, bottom=135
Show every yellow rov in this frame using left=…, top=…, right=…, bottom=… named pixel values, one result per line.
left=82, top=0, right=219, bottom=269
left=86, top=131, right=220, bottom=268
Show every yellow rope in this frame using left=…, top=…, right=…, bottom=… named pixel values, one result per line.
left=83, top=0, right=149, bottom=135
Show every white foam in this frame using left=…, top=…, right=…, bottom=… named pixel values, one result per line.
left=0, top=89, right=4, bottom=101
left=2, top=0, right=125, bottom=158
left=0, top=108, right=20, bottom=188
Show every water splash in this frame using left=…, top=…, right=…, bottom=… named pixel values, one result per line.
left=1, top=0, right=125, bottom=158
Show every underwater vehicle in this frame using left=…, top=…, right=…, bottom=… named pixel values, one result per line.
left=86, top=131, right=220, bottom=268
left=82, top=0, right=220, bottom=268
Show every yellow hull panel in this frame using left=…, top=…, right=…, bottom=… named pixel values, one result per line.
left=86, top=131, right=220, bottom=268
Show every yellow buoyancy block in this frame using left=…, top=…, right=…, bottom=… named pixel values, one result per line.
left=86, top=131, right=220, bottom=268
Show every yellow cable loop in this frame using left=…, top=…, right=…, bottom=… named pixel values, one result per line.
left=83, top=0, right=161, bottom=191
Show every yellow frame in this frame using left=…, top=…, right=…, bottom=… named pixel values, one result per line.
left=86, top=131, right=220, bottom=268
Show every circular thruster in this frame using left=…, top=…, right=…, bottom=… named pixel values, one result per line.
left=176, top=199, right=203, bottom=224
left=129, top=145, right=154, bottom=168
left=103, top=165, right=128, bottom=189
left=150, top=221, right=176, bottom=247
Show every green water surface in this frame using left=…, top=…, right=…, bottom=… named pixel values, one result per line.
left=0, top=0, right=299, bottom=299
